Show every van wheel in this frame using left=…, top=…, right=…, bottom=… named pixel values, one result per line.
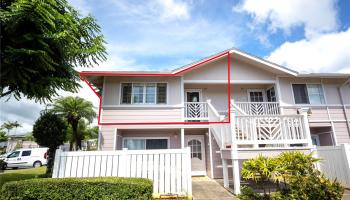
left=1, top=163, right=6, bottom=170
left=33, top=161, right=42, bottom=168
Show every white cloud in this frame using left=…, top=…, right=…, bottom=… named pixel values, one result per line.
left=156, top=0, right=190, bottom=21
left=234, top=0, right=338, bottom=38
left=267, top=28, right=350, bottom=73
left=110, top=0, right=190, bottom=22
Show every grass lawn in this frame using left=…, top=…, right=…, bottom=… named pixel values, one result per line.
left=0, top=167, right=46, bottom=188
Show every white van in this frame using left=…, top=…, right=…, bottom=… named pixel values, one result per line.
left=4, top=148, right=48, bottom=169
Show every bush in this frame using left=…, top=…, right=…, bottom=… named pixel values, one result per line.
left=239, top=151, right=344, bottom=200
left=286, top=171, right=343, bottom=200
left=1, top=177, right=153, bottom=200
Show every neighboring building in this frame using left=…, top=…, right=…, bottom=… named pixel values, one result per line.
left=81, top=49, right=350, bottom=194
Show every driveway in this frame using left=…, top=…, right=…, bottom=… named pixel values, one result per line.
left=192, top=177, right=237, bottom=200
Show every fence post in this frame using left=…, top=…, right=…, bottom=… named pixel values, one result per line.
left=52, top=149, right=62, bottom=178
left=341, top=144, right=350, bottom=186
left=118, top=148, right=128, bottom=177
left=186, top=147, right=192, bottom=197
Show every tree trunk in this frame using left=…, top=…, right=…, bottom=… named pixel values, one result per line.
left=72, top=121, right=79, bottom=151
left=46, top=147, right=56, bottom=177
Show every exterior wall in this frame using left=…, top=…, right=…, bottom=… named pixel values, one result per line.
left=278, top=77, right=348, bottom=106
left=184, top=84, right=274, bottom=113
left=101, top=108, right=182, bottom=123
left=279, top=77, right=350, bottom=144
left=183, top=57, right=276, bottom=82
left=101, top=76, right=183, bottom=123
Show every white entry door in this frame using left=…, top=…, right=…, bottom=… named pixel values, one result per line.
left=185, top=135, right=206, bottom=176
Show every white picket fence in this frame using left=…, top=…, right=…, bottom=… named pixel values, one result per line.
left=52, top=148, right=192, bottom=196
left=316, top=144, right=350, bottom=188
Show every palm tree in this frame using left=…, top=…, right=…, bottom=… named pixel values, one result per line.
left=1, top=121, right=16, bottom=135
left=50, top=96, right=96, bottom=150
left=12, top=121, right=22, bottom=135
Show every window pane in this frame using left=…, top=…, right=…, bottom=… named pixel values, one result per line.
left=307, top=84, right=325, bottom=104
left=146, top=139, right=168, bottom=149
left=145, top=83, right=156, bottom=103
left=21, top=150, right=31, bottom=157
left=124, top=139, right=145, bottom=150
left=121, top=83, right=132, bottom=104
left=157, top=83, right=167, bottom=104
left=132, top=83, right=144, bottom=103
left=292, top=84, right=309, bottom=104
left=8, top=151, right=20, bottom=158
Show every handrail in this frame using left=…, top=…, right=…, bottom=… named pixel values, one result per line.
left=233, top=101, right=280, bottom=115
left=234, top=115, right=308, bottom=145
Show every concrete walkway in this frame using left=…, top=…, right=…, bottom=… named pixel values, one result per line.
left=192, top=177, right=237, bottom=200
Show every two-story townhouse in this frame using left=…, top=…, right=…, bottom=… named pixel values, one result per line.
left=81, top=49, right=350, bottom=194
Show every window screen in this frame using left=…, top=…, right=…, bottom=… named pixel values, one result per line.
left=121, top=83, right=132, bottom=103
left=157, top=83, right=167, bottom=104
left=292, top=84, right=309, bottom=104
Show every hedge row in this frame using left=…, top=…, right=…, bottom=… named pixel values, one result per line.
left=1, top=177, right=153, bottom=200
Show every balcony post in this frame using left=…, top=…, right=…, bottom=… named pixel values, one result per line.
left=230, top=100, right=237, bottom=149
left=181, top=128, right=185, bottom=149
left=298, top=108, right=313, bottom=147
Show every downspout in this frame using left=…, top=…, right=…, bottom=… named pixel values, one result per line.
left=338, top=78, right=350, bottom=138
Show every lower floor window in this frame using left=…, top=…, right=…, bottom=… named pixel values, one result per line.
left=123, top=138, right=168, bottom=150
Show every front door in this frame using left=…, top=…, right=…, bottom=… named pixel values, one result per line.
left=185, top=90, right=202, bottom=120
left=185, top=89, right=201, bottom=103
left=185, top=135, right=206, bottom=176
left=248, top=89, right=266, bottom=102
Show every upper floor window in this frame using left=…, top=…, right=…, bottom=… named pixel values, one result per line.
left=292, top=84, right=325, bottom=104
left=121, top=83, right=167, bottom=104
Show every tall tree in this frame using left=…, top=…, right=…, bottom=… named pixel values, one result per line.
left=50, top=96, right=96, bottom=150
left=33, top=111, right=67, bottom=176
left=0, top=0, right=107, bottom=102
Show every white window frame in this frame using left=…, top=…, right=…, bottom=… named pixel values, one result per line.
left=291, top=83, right=326, bottom=105
left=122, top=137, right=170, bottom=150
left=247, top=89, right=266, bottom=102
left=120, top=82, right=168, bottom=105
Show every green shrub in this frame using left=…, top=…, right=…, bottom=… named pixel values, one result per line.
left=239, top=151, right=344, bottom=200
left=285, top=171, right=344, bottom=200
left=1, top=177, right=153, bottom=200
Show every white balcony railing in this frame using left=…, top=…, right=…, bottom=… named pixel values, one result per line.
left=184, top=102, right=208, bottom=120
left=233, top=102, right=280, bottom=115
left=234, top=115, right=309, bottom=146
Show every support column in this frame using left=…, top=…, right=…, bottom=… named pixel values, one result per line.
left=113, top=129, right=118, bottom=150
left=181, top=128, right=185, bottom=149
left=222, top=159, right=229, bottom=188
left=208, top=129, right=214, bottom=178
left=298, top=108, right=313, bottom=147
left=232, top=159, right=241, bottom=195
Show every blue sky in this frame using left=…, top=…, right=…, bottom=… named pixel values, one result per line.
left=1, top=0, right=350, bottom=134
left=71, top=0, right=350, bottom=73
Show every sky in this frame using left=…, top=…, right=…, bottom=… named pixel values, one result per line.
left=1, top=0, right=350, bottom=135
